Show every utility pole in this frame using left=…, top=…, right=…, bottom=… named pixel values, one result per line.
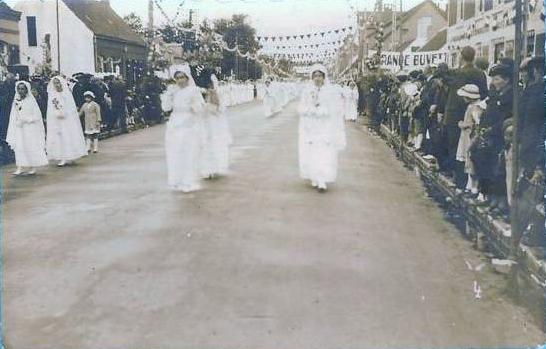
left=55, top=0, right=60, bottom=72
left=510, top=0, right=523, bottom=251
left=148, top=0, right=154, bottom=42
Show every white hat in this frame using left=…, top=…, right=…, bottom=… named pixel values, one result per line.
left=457, top=84, right=480, bottom=100
left=403, top=83, right=419, bottom=97
left=83, top=91, right=95, bottom=99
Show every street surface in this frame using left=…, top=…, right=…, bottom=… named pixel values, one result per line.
left=3, top=100, right=544, bottom=349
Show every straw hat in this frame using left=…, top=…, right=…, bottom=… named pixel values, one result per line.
left=457, top=84, right=480, bottom=100
left=83, top=91, right=96, bottom=99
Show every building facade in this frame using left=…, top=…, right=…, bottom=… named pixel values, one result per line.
left=446, top=0, right=545, bottom=67
left=0, top=1, right=22, bottom=75
left=14, top=0, right=147, bottom=82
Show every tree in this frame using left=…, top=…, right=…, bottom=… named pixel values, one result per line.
left=123, top=12, right=145, bottom=37
left=213, top=14, right=262, bottom=81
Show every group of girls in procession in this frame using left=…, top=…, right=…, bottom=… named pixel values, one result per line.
left=160, top=65, right=233, bottom=192
left=7, top=76, right=102, bottom=176
left=262, top=78, right=299, bottom=118
left=7, top=63, right=357, bottom=195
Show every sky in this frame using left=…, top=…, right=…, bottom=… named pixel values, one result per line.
left=5, top=0, right=447, bottom=38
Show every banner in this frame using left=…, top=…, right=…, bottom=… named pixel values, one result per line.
left=369, top=50, right=448, bottom=71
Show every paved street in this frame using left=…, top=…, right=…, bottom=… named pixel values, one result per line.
left=3, top=100, right=544, bottom=349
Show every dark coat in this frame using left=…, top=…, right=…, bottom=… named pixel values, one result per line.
left=471, top=85, right=513, bottom=180
left=0, top=78, right=16, bottom=143
left=519, top=80, right=545, bottom=175
left=444, top=64, right=488, bottom=125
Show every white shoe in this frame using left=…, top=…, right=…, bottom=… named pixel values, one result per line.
left=12, top=168, right=24, bottom=176
left=57, top=161, right=66, bottom=167
left=317, top=183, right=327, bottom=192
left=311, top=181, right=318, bottom=187
left=26, top=168, right=36, bottom=176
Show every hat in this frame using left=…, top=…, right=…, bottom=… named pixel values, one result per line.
left=457, top=84, right=481, bottom=100
left=83, top=91, right=95, bottom=99
left=489, top=63, right=513, bottom=79
left=403, top=83, right=419, bottom=97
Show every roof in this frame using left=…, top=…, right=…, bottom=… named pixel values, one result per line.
left=366, top=0, right=447, bottom=39
left=63, top=0, right=147, bottom=47
left=0, top=1, right=21, bottom=21
left=397, top=39, right=414, bottom=52
left=419, top=28, right=447, bottom=51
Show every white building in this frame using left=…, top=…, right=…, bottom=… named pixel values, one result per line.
left=447, top=0, right=544, bottom=67
left=14, top=0, right=147, bottom=83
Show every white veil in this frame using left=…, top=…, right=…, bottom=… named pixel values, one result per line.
left=6, top=80, right=44, bottom=150
left=47, top=75, right=80, bottom=120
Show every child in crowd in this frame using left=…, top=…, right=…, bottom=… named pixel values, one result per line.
left=79, top=91, right=102, bottom=153
left=456, top=84, right=484, bottom=196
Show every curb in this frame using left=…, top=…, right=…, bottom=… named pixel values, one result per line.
left=376, top=124, right=546, bottom=292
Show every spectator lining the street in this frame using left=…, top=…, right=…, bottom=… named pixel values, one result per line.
left=79, top=91, right=102, bottom=154
left=443, top=46, right=488, bottom=188
left=456, top=84, right=484, bottom=196
left=6, top=81, right=48, bottom=176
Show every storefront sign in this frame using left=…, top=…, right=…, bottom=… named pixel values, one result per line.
left=369, top=50, right=448, bottom=71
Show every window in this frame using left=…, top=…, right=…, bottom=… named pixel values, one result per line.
left=481, top=45, right=489, bottom=61
left=494, top=41, right=505, bottom=63
left=527, top=30, right=536, bottom=56
left=484, top=0, right=493, bottom=11
left=26, top=16, right=37, bottom=47
left=505, top=40, right=514, bottom=58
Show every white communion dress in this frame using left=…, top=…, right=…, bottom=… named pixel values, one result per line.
left=200, top=93, right=232, bottom=177
left=161, top=83, right=205, bottom=192
left=6, top=81, right=49, bottom=168
left=46, top=76, right=88, bottom=162
left=298, top=83, right=346, bottom=186
left=343, top=86, right=359, bottom=121
left=263, top=84, right=276, bottom=117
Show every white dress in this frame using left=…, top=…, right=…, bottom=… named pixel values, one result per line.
left=46, top=78, right=88, bottom=161
left=344, top=87, right=359, bottom=121
left=200, top=97, right=232, bottom=177
left=298, top=84, right=346, bottom=184
left=6, top=89, right=48, bottom=168
left=272, top=83, right=283, bottom=113
left=161, top=84, right=205, bottom=192
left=263, top=85, right=275, bottom=117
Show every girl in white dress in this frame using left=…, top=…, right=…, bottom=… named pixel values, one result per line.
left=161, top=66, right=205, bottom=192
left=46, top=76, right=88, bottom=166
left=263, top=79, right=275, bottom=117
left=7, top=81, right=48, bottom=176
left=298, top=64, right=346, bottom=192
left=200, top=73, right=232, bottom=178
left=344, top=81, right=359, bottom=122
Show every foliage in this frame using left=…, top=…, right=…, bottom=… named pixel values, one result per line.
left=123, top=12, right=146, bottom=37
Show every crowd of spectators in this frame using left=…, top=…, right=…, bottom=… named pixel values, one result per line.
left=358, top=46, right=545, bottom=248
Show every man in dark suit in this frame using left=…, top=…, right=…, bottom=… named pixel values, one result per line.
left=443, top=46, right=488, bottom=187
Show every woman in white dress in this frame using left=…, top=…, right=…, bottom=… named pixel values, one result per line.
left=161, top=66, right=205, bottom=192
left=344, top=81, right=359, bottom=122
left=7, top=81, right=48, bottom=176
left=200, top=73, right=232, bottom=178
left=263, top=79, right=275, bottom=117
left=298, top=64, right=346, bottom=192
left=46, top=76, right=88, bottom=166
